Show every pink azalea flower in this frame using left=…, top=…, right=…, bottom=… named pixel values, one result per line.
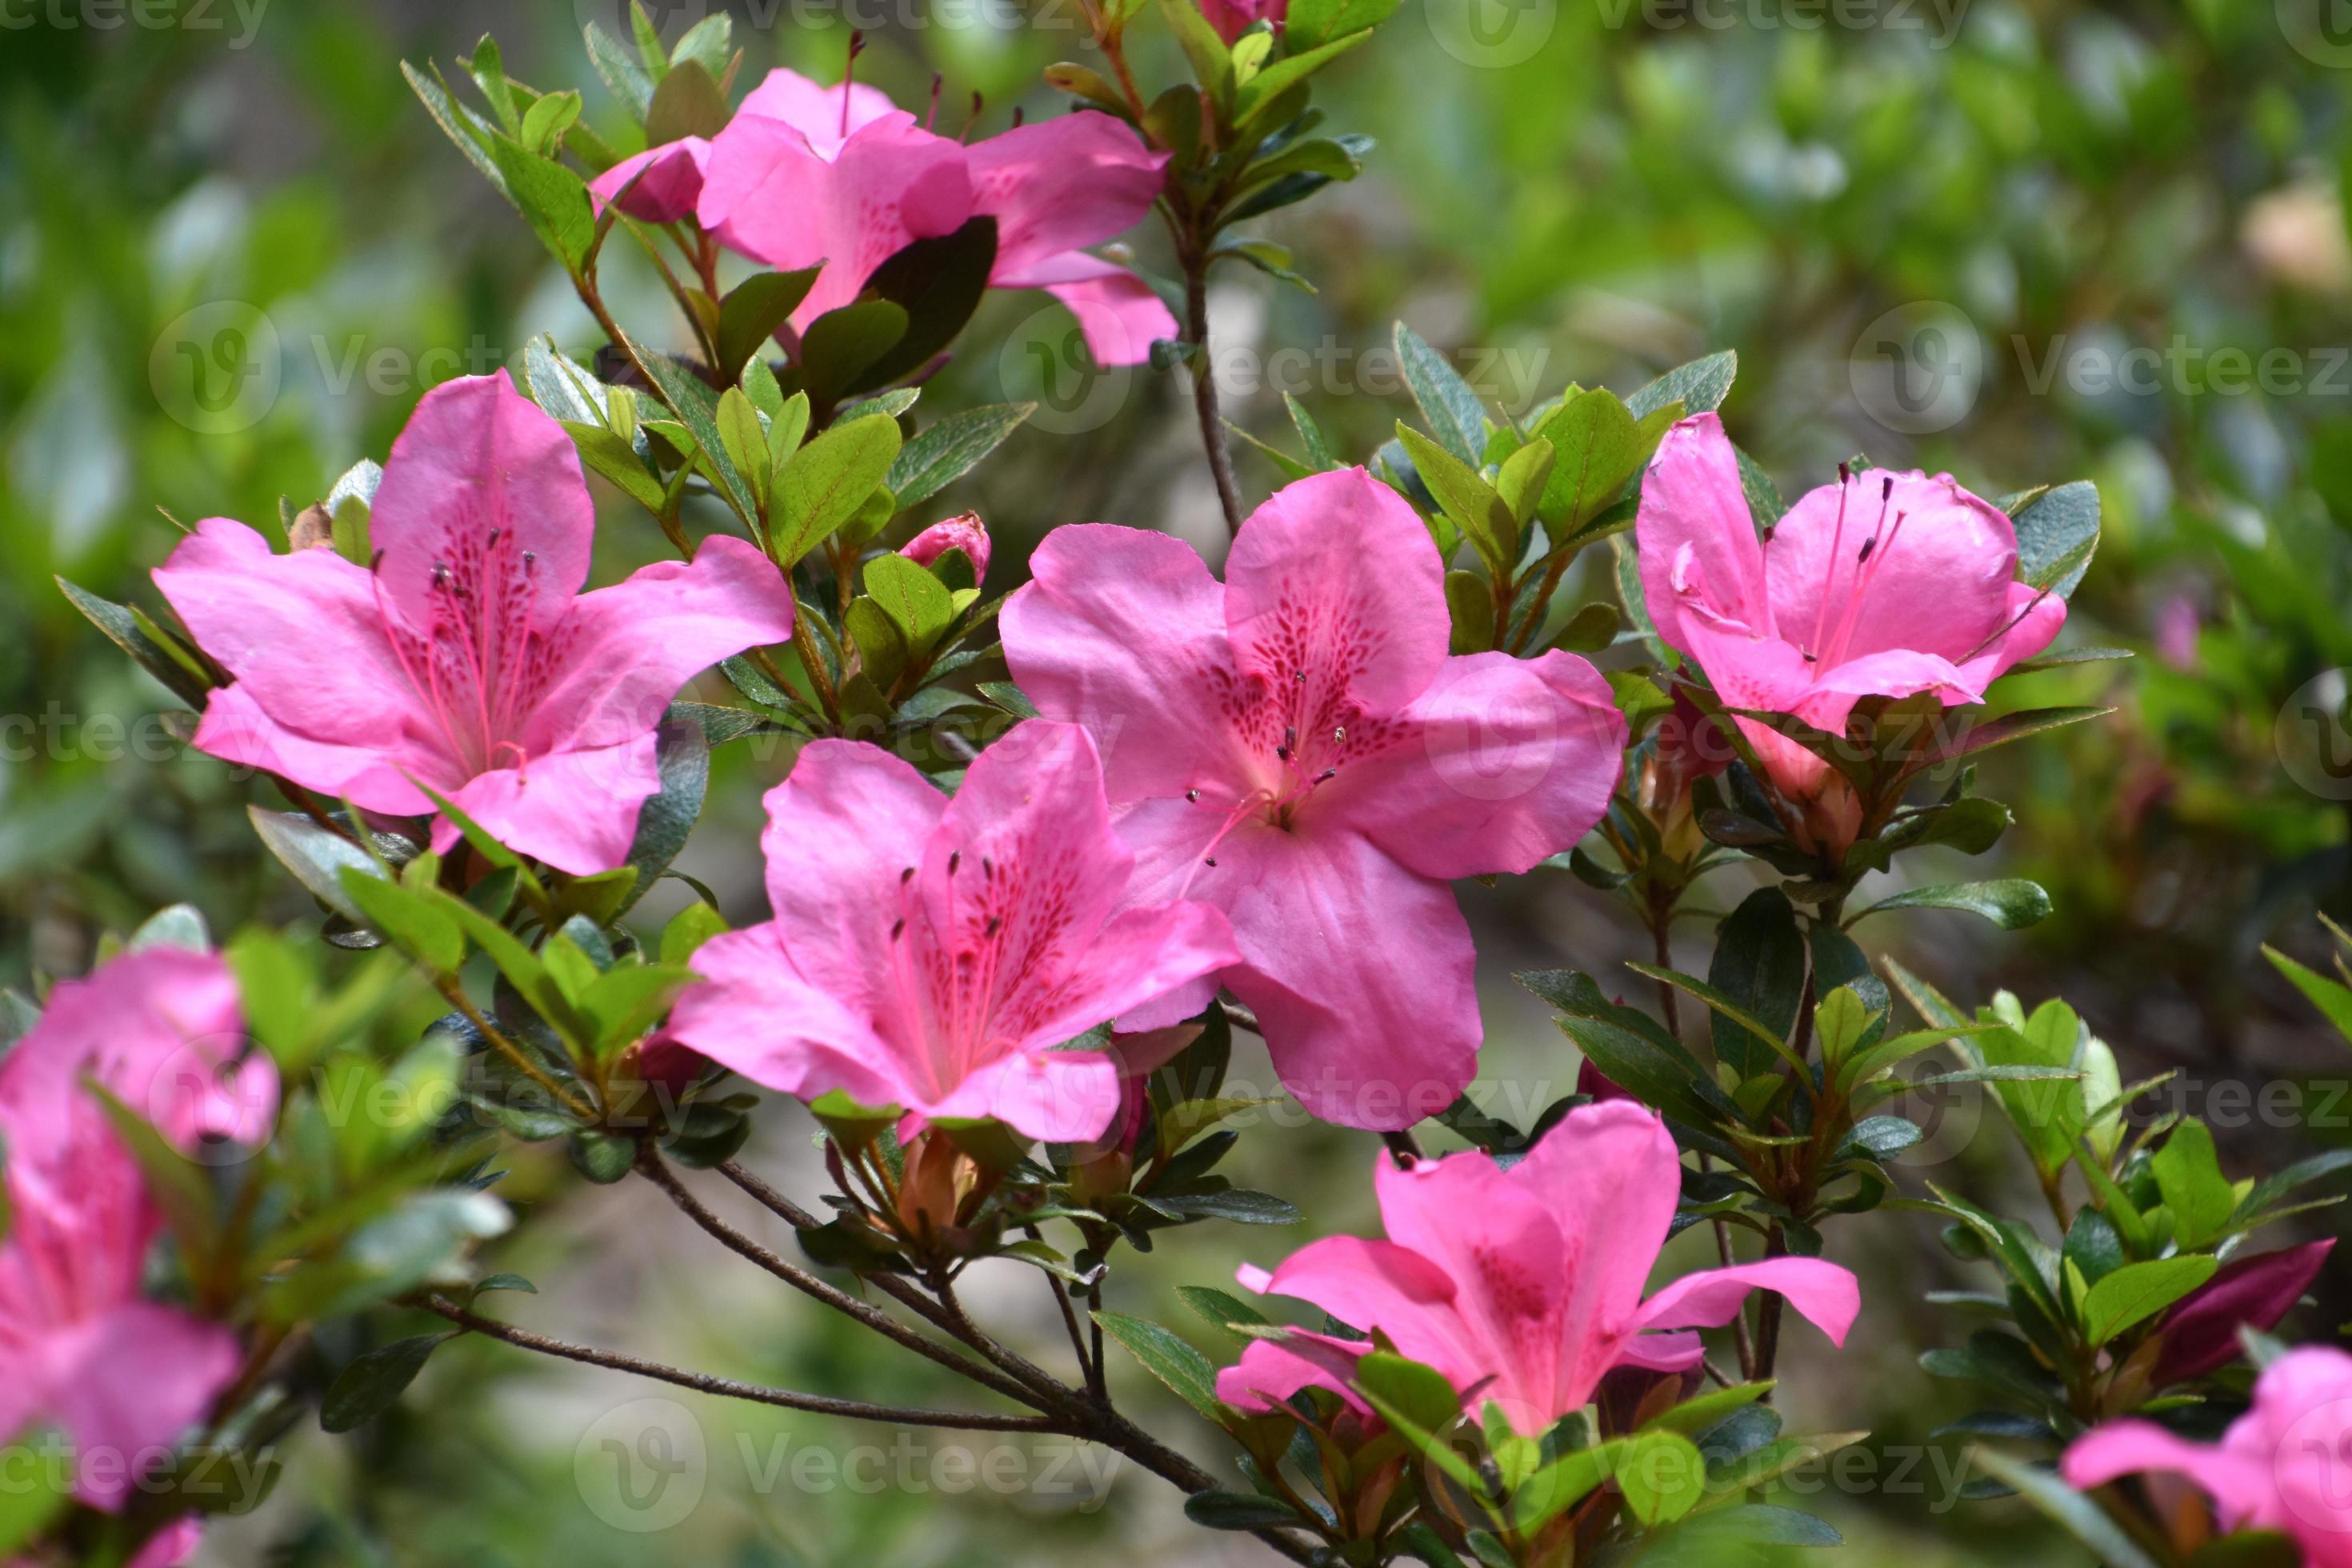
left=588, top=138, right=713, bottom=223
left=1199, top=0, right=1286, bottom=42
left=1634, top=414, right=2064, bottom=814
left=0, top=948, right=276, bottom=1511
left=1215, top=1102, right=1859, bottom=1432
left=1001, top=467, right=1628, bottom=1130
left=901, top=512, right=991, bottom=582
left=2066, top=1345, right=2352, bottom=1566
left=660, top=721, right=1238, bottom=1142
left=690, top=70, right=1175, bottom=366
left=154, top=372, right=797, bottom=876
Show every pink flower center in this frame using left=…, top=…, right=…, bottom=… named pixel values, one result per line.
left=886, top=847, right=1082, bottom=1093
left=1772, top=471, right=1911, bottom=670
left=374, top=520, right=572, bottom=782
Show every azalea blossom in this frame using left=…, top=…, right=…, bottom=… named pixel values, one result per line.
left=0, top=948, right=277, bottom=1511
left=1634, top=414, right=2063, bottom=840
left=2066, top=1345, right=2352, bottom=1565
left=1215, top=1102, right=1858, bottom=1431
left=1001, top=467, right=1627, bottom=1130
left=643, top=69, right=1174, bottom=366
left=660, top=720, right=1238, bottom=1142
left=155, top=372, right=797, bottom=875
left=901, top=512, right=991, bottom=582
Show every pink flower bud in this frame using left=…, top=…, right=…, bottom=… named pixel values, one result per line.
left=901, top=513, right=990, bottom=582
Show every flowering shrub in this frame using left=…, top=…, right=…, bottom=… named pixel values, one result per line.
left=16, top=5, right=2349, bottom=1566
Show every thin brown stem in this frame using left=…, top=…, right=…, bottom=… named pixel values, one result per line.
left=639, top=1149, right=1041, bottom=1407
left=414, top=1295, right=1066, bottom=1432
left=1181, top=244, right=1244, bottom=537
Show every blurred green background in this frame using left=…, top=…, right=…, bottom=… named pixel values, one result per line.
left=8, top=0, right=2352, bottom=1561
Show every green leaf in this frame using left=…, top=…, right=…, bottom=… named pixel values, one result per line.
left=88, top=1082, right=220, bottom=1264
left=2080, top=1257, right=2218, bottom=1344
left=322, top=1334, right=454, bottom=1433
left=644, top=58, right=729, bottom=146
left=1966, top=1448, right=2162, bottom=1568
left=1234, top=27, right=1374, bottom=126
left=1618, top=1429, right=1707, bottom=1525
left=1354, top=1351, right=1466, bottom=1439
left=1629, top=351, right=1736, bottom=418
left=1155, top=1189, right=1301, bottom=1224
left=1175, top=1285, right=1271, bottom=1349
left=1394, top=321, right=1490, bottom=465
left=518, top=89, right=582, bottom=153
left=57, top=577, right=214, bottom=707
left=582, top=21, right=654, bottom=118
left=1534, top=388, right=1651, bottom=546
left=773, top=415, right=903, bottom=566
left=2011, top=481, right=2101, bottom=599
left=482, top=139, right=596, bottom=273
left=1849, top=879, right=2052, bottom=930
left=627, top=341, right=762, bottom=523
left=716, top=268, right=821, bottom=383
left=2265, top=945, right=2352, bottom=1046
left=862, top=554, right=958, bottom=656
left=1706, top=887, right=1806, bottom=1080
left=1922, top=706, right=2112, bottom=768
left=1395, top=422, right=1514, bottom=575
left=1284, top=0, right=1403, bottom=49
left=1154, top=0, right=1235, bottom=107
left=850, top=217, right=999, bottom=396
left=2152, top=1119, right=2237, bottom=1250
left=338, top=866, right=463, bottom=973
left=1184, top=1490, right=1305, bottom=1530
left=887, top=402, right=1034, bottom=507
left=403, top=60, right=510, bottom=194
left=1091, top=1310, right=1222, bottom=1418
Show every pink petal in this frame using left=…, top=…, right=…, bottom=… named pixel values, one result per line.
left=1634, top=1257, right=1861, bottom=1351
left=964, top=114, right=1168, bottom=281
left=1215, top=1330, right=1374, bottom=1416
left=1374, top=1150, right=1570, bottom=1426
left=46, top=1302, right=241, bottom=1510
left=526, top=534, right=796, bottom=754
left=1634, top=414, right=1770, bottom=654
left=2062, top=1421, right=2279, bottom=1533
left=1225, top=468, right=1450, bottom=719
left=587, top=138, right=710, bottom=223
left=901, top=514, right=990, bottom=581
left=1765, top=468, right=2019, bottom=667
left=153, top=518, right=444, bottom=805
left=127, top=1518, right=205, bottom=1568
left=926, top=722, right=1238, bottom=1051
left=658, top=923, right=911, bottom=1110
left=1002, top=524, right=1244, bottom=802
left=1501, top=1106, right=1683, bottom=1376
left=995, top=251, right=1178, bottom=367
left=1327, top=648, right=1627, bottom=881
left=702, top=114, right=974, bottom=328
left=1198, top=818, right=1478, bottom=1130
left=925, top=1047, right=1122, bottom=1143
left=366, top=371, right=595, bottom=630
left=1247, top=1234, right=1482, bottom=1387
left=0, top=948, right=270, bottom=1164
left=736, top=67, right=910, bottom=159
left=758, top=737, right=950, bottom=1019
left=440, top=736, right=661, bottom=877
left=1954, top=577, right=2067, bottom=690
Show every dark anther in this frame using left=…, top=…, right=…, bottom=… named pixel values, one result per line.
left=1186, top=788, right=1200, bottom=802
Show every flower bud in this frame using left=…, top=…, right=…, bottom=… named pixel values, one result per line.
left=901, top=512, right=990, bottom=582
